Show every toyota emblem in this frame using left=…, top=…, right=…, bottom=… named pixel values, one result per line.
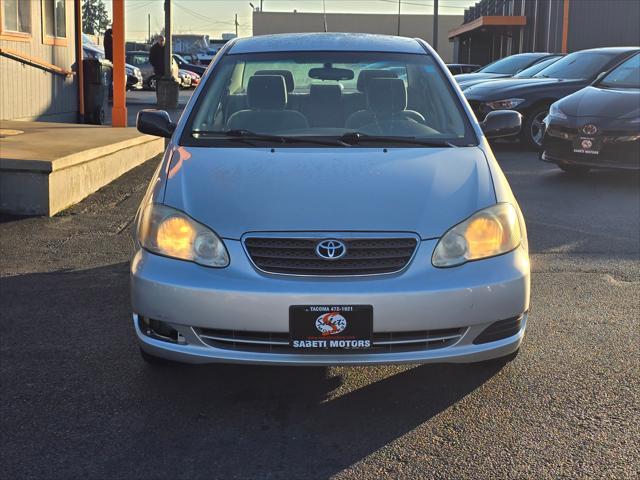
left=315, top=240, right=347, bottom=260
left=582, top=124, right=598, bottom=135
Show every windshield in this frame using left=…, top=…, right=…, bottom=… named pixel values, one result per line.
left=534, top=51, right=616, bottom=80
left=182, top=51, right=477, bottom=147
left=479, top=54, right=542, bottom=74
left=514, top=56, right=561, bottom=78
left=599, top=54, right=640, bottom=89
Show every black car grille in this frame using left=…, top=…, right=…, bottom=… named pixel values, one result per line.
left=544, top=131, right=640, bottom=168
left=244, top=237, right=418, bottom=276
left=194, top=327, right=465, bottom=354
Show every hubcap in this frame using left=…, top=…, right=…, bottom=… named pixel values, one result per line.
left=530, top=110, right=548, bottom=146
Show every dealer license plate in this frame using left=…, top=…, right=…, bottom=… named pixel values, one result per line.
left=289, top=305, right=373, bottom=350
left=573, top=136, right=601, bottom=155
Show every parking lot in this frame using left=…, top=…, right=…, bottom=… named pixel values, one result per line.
left=1, top=142, right=638, bottom=479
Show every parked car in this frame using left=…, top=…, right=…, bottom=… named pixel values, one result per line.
left=454, top=53, right=555, bottom=88
left=181, top=69, right=201, bottom=88
left=447, top=63, right=481, bottom=75
left=178, top=69, right=192, bottom=88
left=463, top=47, right=639, bottom=148
left=173, top=54, right=206, bottom=76
left=83, top=42, right=142, bottom=90
left=132, top=33, right=529, bottom=367
left=125, top=50, right=178, bottom=90
left=458, top=55, right=564, bottom=91
left=542, top=52, right=640, bottom=173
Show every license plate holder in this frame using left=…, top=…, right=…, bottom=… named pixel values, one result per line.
left=573, top=136, right=601, bottom=155
left=289, top=305, right=373, bottom=350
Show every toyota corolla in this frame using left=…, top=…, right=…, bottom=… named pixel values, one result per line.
left=132, top=33, right=530, bottom=366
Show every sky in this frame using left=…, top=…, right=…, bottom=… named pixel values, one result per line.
left=105, top=0, right=476, bottom=41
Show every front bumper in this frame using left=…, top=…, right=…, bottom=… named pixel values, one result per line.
left=131, top=239, right=530, bottom=365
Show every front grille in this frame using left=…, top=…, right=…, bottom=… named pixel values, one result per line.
left=473, top=315, right=524, bottom=344
left=544, top=133, right=640, bottom=168
left=244, top=236, right=418, bottom=276
left=194, top=327, right=465, bottom=354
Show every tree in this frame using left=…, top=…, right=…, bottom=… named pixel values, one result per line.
left=82, top=0, right=110, bottom=35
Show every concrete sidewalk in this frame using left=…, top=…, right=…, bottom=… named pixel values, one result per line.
left=0, top=120, right=164, bottom=216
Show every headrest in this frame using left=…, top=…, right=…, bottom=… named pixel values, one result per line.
left=247, top=75, right=287, bottom=110
left=254, top=70, right=295, bottom=92
left=366, top=78, right=407, bottom=114
left=309, top=84, right=343, bottom=103
left=357, top=69, right=399, bottom=92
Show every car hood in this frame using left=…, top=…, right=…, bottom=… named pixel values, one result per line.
left=464, top=77, right=586, bottom=100
left=454, top=72, right=509, bottom=83
left=557, top=85, right=640, bottom=119
left=162, top=147, right=495, bottom=240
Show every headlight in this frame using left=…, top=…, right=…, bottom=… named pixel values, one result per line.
left=137, top=204, right=229, bottom=267
left=485, top=98, right=525, bottom=110
left=432, top=203, right=522, bottom=268
left=547, top=102, right=568, bottom=120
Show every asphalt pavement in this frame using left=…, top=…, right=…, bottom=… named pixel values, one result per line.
left=1, top=144, right=638, bottom=479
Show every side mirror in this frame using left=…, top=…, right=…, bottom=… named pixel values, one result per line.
left=481, top=110, right=522, bottom=139
left=136, top=109, right=176, bottom=138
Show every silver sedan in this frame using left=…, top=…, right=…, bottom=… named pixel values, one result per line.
left=132, top=33, right=529, bottom=366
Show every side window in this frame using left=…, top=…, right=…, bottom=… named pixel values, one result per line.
left=42, top=0, right=66, bottom=45
left=1, top=0, right=32, bottom=38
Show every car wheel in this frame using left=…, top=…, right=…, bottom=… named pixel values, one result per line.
left=521, top=106, right=549, bottom=150
left=559, top=164, right=591, bottom=175
left=139, top=348, right=175, bottom=366
left=148, top=76, right=157, bottom=90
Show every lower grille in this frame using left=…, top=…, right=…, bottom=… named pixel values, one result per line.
left=244, top=236, right=418, bottom=276
left=473, top=315, right=524, bottom=344
left=194, top=327, right=465, bottom=354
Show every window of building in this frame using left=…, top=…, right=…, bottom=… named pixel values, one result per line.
left=42, top=0, right=66, bottom=45
left=1, top=0, right=32, bottom=39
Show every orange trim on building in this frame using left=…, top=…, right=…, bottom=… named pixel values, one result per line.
left=561, top=0, right=570, bottom=53
left=448, top=16, right=527, bottom=39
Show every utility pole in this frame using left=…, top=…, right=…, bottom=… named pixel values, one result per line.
left=397, top=0, right=401, bottom=36
left=260, top=0, right=263, bottom=12
left=235, top=13, right=238, bottom=36
left=157, top=0, right=178, bottom=109
left=147, top=14, right=151, bottom=44
left=433, top=0, right=439, bottom=51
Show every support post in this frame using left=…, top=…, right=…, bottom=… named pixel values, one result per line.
left=111, top=0, right=127, bottom=127
left=397, top=0, right=401, bottom=36
left=433, top=0, right=439, bottom=51
left=157, top=0, right=179, bottom=109
left=74, top=0, right=84, bottom=123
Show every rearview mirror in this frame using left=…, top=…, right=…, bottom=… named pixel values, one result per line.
left=136, top=109, right=176, bottom=138
left=308, top=67, right=354, bottom=81
left=481, top=110, right=522, bottom=139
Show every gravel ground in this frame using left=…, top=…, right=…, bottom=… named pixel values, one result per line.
left=1, top=146, right=638, bottom=479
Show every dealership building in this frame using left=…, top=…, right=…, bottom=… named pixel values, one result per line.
left=449, top=0, right=640, bottom=65
left=252, top=11, right=462, bottom=63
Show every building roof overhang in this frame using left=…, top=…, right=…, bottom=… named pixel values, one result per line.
left=448, top=16, right=527, bottom=39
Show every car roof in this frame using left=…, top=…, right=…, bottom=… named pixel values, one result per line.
left=228, top=33, right=426, bottom=55
left=573, top=46, right=639, bottom=54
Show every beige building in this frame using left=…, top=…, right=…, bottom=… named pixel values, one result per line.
left=1, top=0, right=79, bottom=122
left=252, top=11, right=462, bottom=62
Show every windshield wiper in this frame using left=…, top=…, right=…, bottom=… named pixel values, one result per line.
left=338, top=132, right=457, bottom=148
left=192, top=129, right=349, bottom=146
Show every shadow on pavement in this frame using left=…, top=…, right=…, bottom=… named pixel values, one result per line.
left=0, top=262, right=504, bottom=479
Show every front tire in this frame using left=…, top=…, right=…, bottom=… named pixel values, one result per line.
left=521, top=105, right=549, bottom=150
